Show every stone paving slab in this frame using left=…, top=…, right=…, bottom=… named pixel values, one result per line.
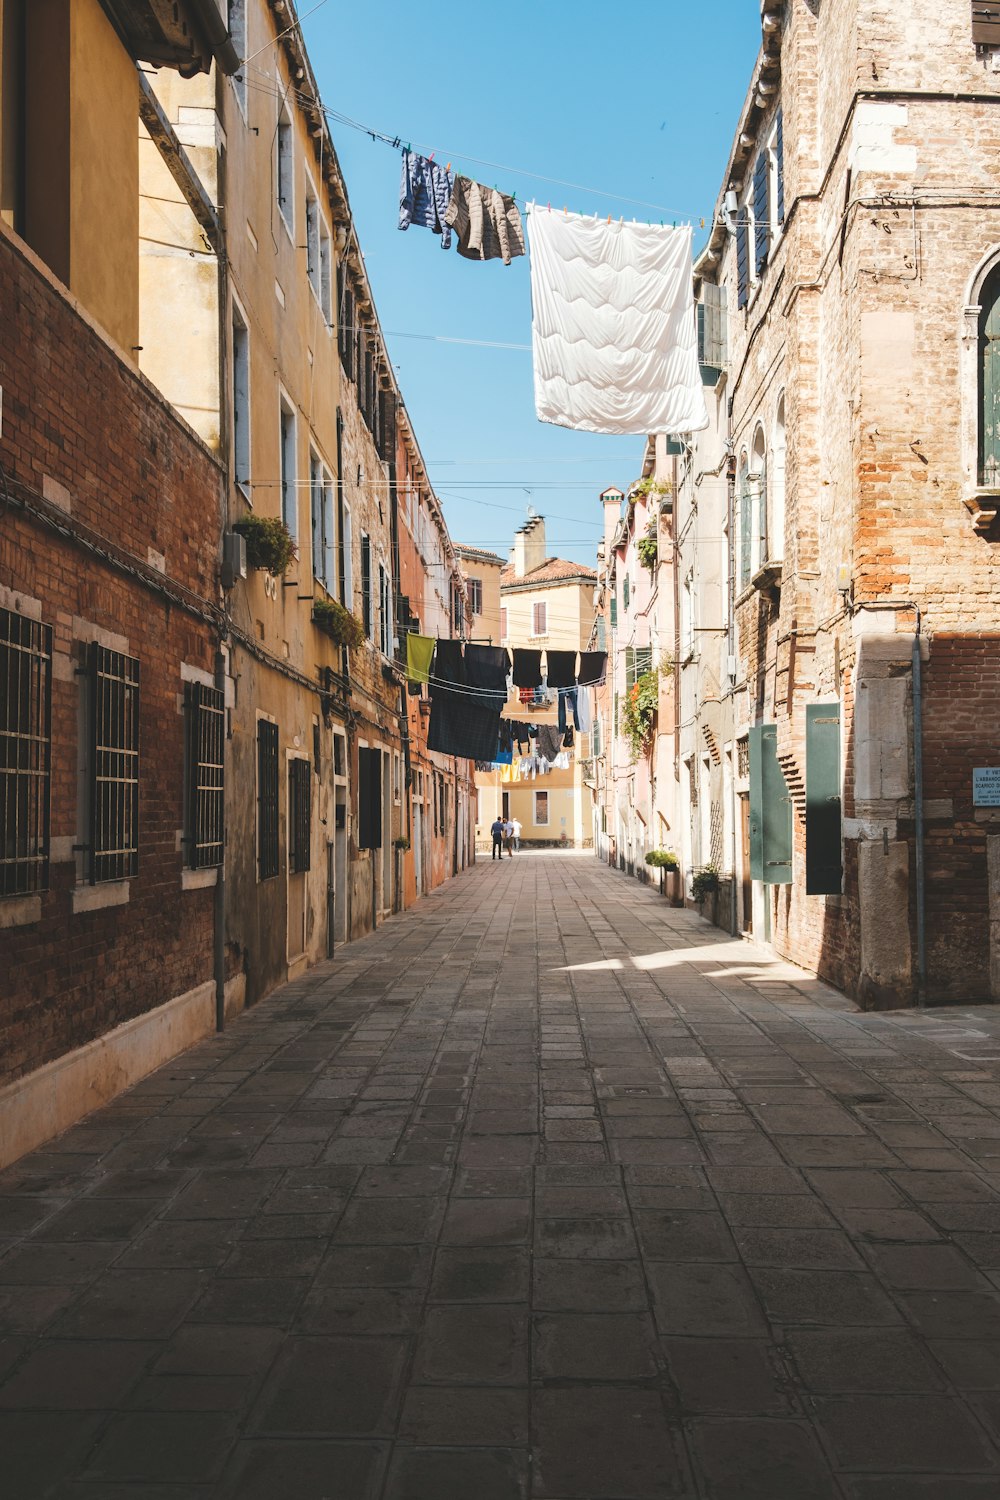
left=5, top=852, right=1000, bottom=1494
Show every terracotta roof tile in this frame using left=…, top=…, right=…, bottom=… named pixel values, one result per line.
left=500, top=556, right=597, bottom=587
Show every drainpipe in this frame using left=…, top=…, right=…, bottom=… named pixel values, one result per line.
left=912, top=618, right=927, bottom=1007
left=214, top=638, right=227, bottom=1031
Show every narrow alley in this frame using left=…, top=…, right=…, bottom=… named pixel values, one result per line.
left=5, top=852, right=1000, bottom=1497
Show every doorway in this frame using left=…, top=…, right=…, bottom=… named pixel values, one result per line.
left=739, top=793, right=752, bottom=935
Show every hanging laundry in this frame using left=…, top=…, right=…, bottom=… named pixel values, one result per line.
left=526, top=210, right=708, bottom=436
left=445, top=176, right=525, bottom=265
left=518, top=687, right=534, bottom=705
left=576, top=685, right=593, bottom=734
left=545, top=649, right=577, bottom=689
left=498, top=719, right=515, bottom=756
left=553, top=750, right=571, bottom=770
left=536, top=723, right=563, bottom=763
left=557, top=686, right=581, bottom=735
left=466, top=644, right=511, bottom=713
left=514, top=724, right=532, bottom=753
left=398, top=151, right=454, bottom=249
left=406, top=632, right=435, bottom=685
left=512, top=648, right=543, bottom=689
left=427, top=638, right=501, bottom=761
left=577, top=650, right=608, bottom=688
left=500, top=760, right=521, bottom=783
left=562, top=725, right=575, bottom=748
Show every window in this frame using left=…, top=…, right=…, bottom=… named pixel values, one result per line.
left=697, top=282, right=727, bottom=378
left=736, top=215, right=749, bottom=310
left=738, top=452, right=752, bottom=589
left=232, top=302, right=250, bottom=494
left=310, top=452, right=334, bottom=591
left=0, top=608, right=51, bottom=896
left=319, top=222, right=332, bottom=322
left=623, top=575, right=630, bottom=612
left=771, top=110, right=785, bottom=233
left=753, top=151, right=769, bottom=278
left=280, top=396, right=297, bottom=539
left=534, top=790, right=549, bottom=826
left=87, top=644, right=140, bottom=884
left=379, top=562, right=393, bottom=657
left=625, top=646, right=653, bottom=689
left=276, top=105, right=293, bottom=234
left=257, top=720, right=279, bottom=880
left=185, top=682, right=224, bottom=870
left=358, top=746, right=382, bottom=849
left=531, top=601, right=547, bottom=637
left=771, top=393, right=786, bottom=563
left=751, top=424, right=768, bottom=569
left=228, top=1, right=247, bottom=116
left=610, top=595, right=617, bottom=630
left=361, top=534, right=372, bottom=637
left=467, top=577, right=483, bottom=616
left=500, top=605, right=508, bottom=640
left=393, top=753, right=401, bottom=804
left=979, top=262, right=1000, bottom=485
left=342, top=505, right=354, bottom=611
left=288, top=757, right=311, bottom=874
left=305, top=187, right=320, bottom=300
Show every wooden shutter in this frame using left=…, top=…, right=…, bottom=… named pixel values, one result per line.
left=357, top=746, right=382, bottom=849
left=973, top=3, right=1000, bottom=45
left=749, top=724, right=793, bottom=884
left=289, top=758, right=311, bottom=874
left=753, top=152, right=769, bottom=276
left=610, top=596, right=617, bottom=630
left=257, top=720, right=279, bottom=880
left=736, top=218, right=749, bottom=309
left=805, top=703, right=842, bottom=894
left=625, top=647, right=636, bottom=691
left=775, top=109, right=785, bottom=224
left=361, top=535, right=372, bottom=636
left=698, top=282, right=726, bottom=373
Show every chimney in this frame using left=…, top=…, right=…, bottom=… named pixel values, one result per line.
left=601, top=486, right=624, bottom=556
left=511, top=515, right=546, bottom=579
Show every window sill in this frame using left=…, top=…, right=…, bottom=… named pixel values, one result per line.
left=965, top=491, right=1000, bottom=534
left=182, top=867, right=218, bottom=891
left=72, top=880, right=130, bottom=914
left=752, top=560, right=783, bottom=592
left=0, top=895, right=42, bottom=928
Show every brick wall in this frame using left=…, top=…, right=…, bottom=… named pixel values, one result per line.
left=0, top=226, right=222, bottom=1085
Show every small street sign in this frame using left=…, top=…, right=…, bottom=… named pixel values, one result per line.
left=973, top=767, right=1000, bottom=807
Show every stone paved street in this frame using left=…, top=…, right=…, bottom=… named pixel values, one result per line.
left=6, top=854, right=1000, bottom=1496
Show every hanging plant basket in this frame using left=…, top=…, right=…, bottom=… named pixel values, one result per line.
left=312, top=596, right=365, bottom=648
left=621, top=669, right=659, bottom=760
left=691, top=864, right=721, bottom=904
left=233, top=515, right=296, bottom=576
left=645, top=848, right=678, bottom=870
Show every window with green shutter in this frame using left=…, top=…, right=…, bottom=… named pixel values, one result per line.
left=610, top=596, right=617, bottom=630
left=748, top=723, right=792, bottom=885
left=805, top=703, right=842, bottom=894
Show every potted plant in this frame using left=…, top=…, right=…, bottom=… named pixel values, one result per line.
left=645, top=847, right=679, bottom=899
left=691, top=863, right=721, bottom=922
left=621, top=669, right=659, bottom=760
left=392, top=835, right=410, bottom=851
left=312, top=596, right=365, bottom=649
left=637, top=529, right=658, bottom=572
left=233, top=515, right=296, bottom=576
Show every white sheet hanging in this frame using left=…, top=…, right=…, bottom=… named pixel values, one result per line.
left=526, top=209, right=708, bottom=436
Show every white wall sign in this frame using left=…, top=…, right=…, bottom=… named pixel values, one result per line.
left=973, top=768, right=1000, bottom=807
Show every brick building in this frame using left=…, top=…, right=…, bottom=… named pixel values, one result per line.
left=0, top=0, right=237, bottom=1165
left=680, top=0, right=1000, bottom=1005
left=0, top=0, right=474, bottom=1167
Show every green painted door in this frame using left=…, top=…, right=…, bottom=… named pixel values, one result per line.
left=805, top=703, right=842, bottom=895
left=750, top=723, right=793, bottom=885
left=749, top=725, right=764, bottom=880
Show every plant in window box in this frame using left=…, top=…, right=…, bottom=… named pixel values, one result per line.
left=312, top=596, right=365, bottom=648
left=233, top=515, right=296, bottom=576
left=644, top=849, right=678, bottom=870
left=392, top=835, right=410, bottom=851
left=621, top=669, right=658, bottom=760
left=637, top=529, right=658, bottom=571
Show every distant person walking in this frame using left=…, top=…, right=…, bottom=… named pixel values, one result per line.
left=491, top=817, right=504, bottom=860
left=503, top=818, right=514, bottom=858
left=511, top=817, right=522, bottom=853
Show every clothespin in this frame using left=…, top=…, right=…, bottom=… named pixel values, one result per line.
left=445, top=162, right=451, bottom=173
left=547, top=201, right=551, bottom=213
left=607, top=213, right=611, bottom=224
left=405, top=143, right=411, bottom=152
left=700, top=217, right=705, bottom=229
left=563, top=206, right=567, bottom=217
left=428, top=151, right=435, bottom=161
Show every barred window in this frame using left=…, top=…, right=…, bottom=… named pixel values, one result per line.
left=289, top=757, right=311, bottom=874
left=0, top=608, right=52, bottom=896
left=88, top=643, right=140, bottom=884
left=257, top=719, right=279, bottom=880
left=186, top=682, right=224, bottom=869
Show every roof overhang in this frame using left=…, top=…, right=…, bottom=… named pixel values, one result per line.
left=100, top=0, right=240, bottom=76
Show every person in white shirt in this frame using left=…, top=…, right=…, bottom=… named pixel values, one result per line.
left=511, top=817, right=522, bottom=853
left=502, top=818, right=514, bottom=858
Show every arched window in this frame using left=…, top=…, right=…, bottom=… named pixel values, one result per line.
left=771, top=393, right=786, bottom=563
left=751, top=425, right=767, bottom=569
left=979, top=264, right=1000, bottom=487
left=738, top=451, right=751, bottom=589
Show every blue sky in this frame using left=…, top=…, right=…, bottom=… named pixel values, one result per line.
left=300, top=1, right=761, bottom=566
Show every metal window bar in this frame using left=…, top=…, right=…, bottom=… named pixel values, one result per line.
left=258, top=720, right=280, bottom=880
left=0, top=607, right=52, bottom=896
left=89, top=642, right=140, bottom=884
left=186, top=682, right=224, bottom=870
left=289, top=757, right=311, bottom=874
